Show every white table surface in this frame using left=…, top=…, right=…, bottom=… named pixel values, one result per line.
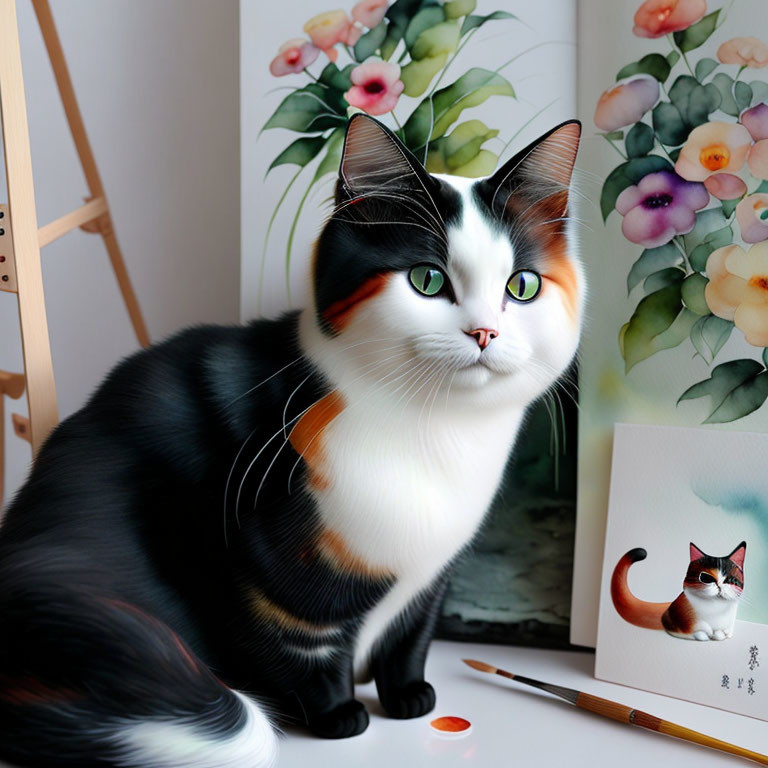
left=279, top=639, right=766, bottom=767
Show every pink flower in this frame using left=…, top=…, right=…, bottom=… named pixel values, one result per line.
left=594, top=76, right=659, bottom=132
left=344, top=60, right=404, bottom=116
left=747, top=140, right=768, bottom=180
left=704, top=173, right=746, bottom=201
left=352, top=0, right=388, bottom=28
left=304, top=10, right=352, bottom=61
left=674, top=122, right=752, bottom=182
left=616, top=170, right=709, bottom=248
left=269, top=38, right=320, bottom=77
left=344, top=22, right=363, bottom=46
left=741, top=103, right=768, bottom=141
left=736, top=194, right=768, bottom=243
left=633, top=0, right=706, bottom=39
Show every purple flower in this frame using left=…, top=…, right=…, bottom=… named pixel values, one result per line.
left=616, top=170, right=709, bottom=249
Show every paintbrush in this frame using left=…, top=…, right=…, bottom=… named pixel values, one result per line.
left=462, top=658, right=768, bottom=765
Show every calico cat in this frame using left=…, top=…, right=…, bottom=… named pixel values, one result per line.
left=611, top=542, right=746, bottom=641
left=0, top=114, right=583, bottom=768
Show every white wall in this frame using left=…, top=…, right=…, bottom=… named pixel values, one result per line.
left=240, top=0, right=577, bottom=321
left=0, top=0, right=240, bottom=503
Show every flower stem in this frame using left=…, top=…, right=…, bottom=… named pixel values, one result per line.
left=672, top=235, right=692, bottom=273
left=601, top=133, right=627, bottom=160
left=304, top=68, right=320, bottom=83
left=285, top=178, right=315, bottom=304
left=391, top=111, right=404, bottom=138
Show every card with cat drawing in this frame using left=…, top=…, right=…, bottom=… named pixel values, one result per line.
left=595, top=423, right=767, bottom=721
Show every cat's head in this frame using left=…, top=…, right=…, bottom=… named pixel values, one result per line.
left=684, top=541, right=746, bottom=601
left=303, top=114, right=583, bottom=410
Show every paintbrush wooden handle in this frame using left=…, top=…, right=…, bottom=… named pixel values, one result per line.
left=576, top=693, right=768, bottom=765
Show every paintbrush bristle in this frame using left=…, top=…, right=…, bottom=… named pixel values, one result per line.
left=462, top=659, right=500, bottom=674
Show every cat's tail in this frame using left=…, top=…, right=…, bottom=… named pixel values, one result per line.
left=0, top=549, right=279, bottom=768
left=610, top=548, right=669, bottom=630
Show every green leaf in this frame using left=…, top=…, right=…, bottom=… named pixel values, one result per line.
left=751, top=80, right=768, bottom=106
left=616, top=53, right=671, bottom=83
left=603, top=130, right=624, bottom=141
left=735, top=81, right=753, bottom=112
left=684, top=208, right=727, bottom=252
left=690, top=314, right=733, bottom=362
left=626, top=122, right=654, bottom=158
left=312, top=127, right=345, bottom=181
left=623, top=283, right=685, bottom=371
left=405, top=6, right=445, bottom=50
left=267, top=134, right=328, bottom=174
left=711, top=73, right=739, bottom=116
left=381, top=0, right=423, bottom=60
left=643, top=267, right=685, bottom=294
left=627, top=244, right=682, bottom=294
left=402, top=67, right=515, bottom=150
left=652, top=102, right=688, bottom=146
left=669, top=75, right=720, bottom=127
left=704, top=224, right=734, bottom=249
left=401, top=53, right=450, bottom=97
left=426, top=119, right=499, bottom=175
left=354, top=21, right=388, bottom=60
left=764, top=348, right=768, bottom=368
left=690, top=242, right=714, bottom=272
left=600, top=156, right=673, bottom=221
left=460, top=10, right=516, bottom=35
left=673, top=10, right=720, bottom=53
left=318, top=63, right=354, bottom=91
left=695, top=58, right=718, bottom=81
left=411, top=20, right=460, bottom=60
left=721, top=197, right=741, bottom=217
left=263, top=84, right=346, bottom=132
left=667, top=51, right=681, bottom=68
left=681, top=272, right=710, bottom=315
left=445, top=0, right=477, bottom=18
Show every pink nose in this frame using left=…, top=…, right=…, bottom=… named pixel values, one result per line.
left=464, top=327, right=498, bottom=350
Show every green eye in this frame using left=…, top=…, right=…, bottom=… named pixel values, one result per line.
left=409, top=265, right=446, bottom=297
left=506, top=270, right=541, bottom=302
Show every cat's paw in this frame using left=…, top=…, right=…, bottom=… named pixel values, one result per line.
left=693, top=630, right=710, bottom=641
left=307, top=699, right=369, bottom=739
left=713, top=629, right=726, bottom=641
left=380, top=680, right=436, bottom=719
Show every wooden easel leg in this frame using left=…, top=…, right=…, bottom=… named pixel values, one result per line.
left=31, top=0, right=151, bottom=348
left=0, top=0, right=59, bottom=456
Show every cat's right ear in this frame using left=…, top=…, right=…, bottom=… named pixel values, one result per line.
left=690, top=542, right=706, bottom=561
left=728, top=541, right=747, bottom=569
left=337, top=113, right=434, bottom=202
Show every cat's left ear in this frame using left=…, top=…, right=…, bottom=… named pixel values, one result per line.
left=480, top=120, right=582, bottom=222
left=728, top=541, right=747, bottom=569
left=690, top=542, right=706, bottom=561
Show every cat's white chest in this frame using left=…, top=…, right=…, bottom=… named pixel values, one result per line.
left=311, top=397, right=523, bottom=673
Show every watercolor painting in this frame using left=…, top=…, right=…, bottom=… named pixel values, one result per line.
left=573, top=0, right=768, bottom=648
left=596, top=423, right=767, bottom=720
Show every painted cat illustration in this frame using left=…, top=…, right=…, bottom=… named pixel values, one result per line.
left=611, top=542, right=746, bottom=641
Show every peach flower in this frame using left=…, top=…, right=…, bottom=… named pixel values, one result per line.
left=717, top=37, right=768, bottom=68
left=747, top=140, right=768, bottom=180
left=674, top=122, right=752, bottom=182
left=736, top=194, right=768, bottom=243
left=269, top=38, right=320, bottom=77
left=344, top=23, right=363, bottom=46
left=704, top=173, right=747, bottom=200
left=344, top=60, right=404, bottom=116
left=352, top=0, right=388, bottom=28
left=706, top=243, right=768, bottom=346
left=633, top=0, right=706, bottom=39
left=594, top=76, right=659, bottom=132
left=304, top=10, right=352, bottom=61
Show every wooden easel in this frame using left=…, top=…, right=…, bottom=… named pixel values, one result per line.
left=0, top=0, right=149, bottom=503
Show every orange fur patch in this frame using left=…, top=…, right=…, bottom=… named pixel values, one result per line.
left=322, top=273, right=388, bottom=331
left=247, top=587, right=336, bottom=635
left=542, top=234, right=579, bottom=325
left=289, top=391, right=344, bottom=491
left=316, top=529, right=394, bottom=579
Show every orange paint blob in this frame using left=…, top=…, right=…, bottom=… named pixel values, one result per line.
left=430, top=716, right=472, bottom=737
left=699, top=143, right=730, bottom=171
